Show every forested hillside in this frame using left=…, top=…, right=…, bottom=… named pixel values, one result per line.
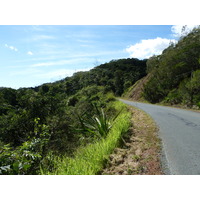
left=3, top=26, right=199, bottom=175
left=0, top=58, right=146, bottom=174
left=136, top=27, right=200, bottom=108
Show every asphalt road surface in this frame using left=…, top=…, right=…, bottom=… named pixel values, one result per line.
left=120, top=99, right=200, bottom=175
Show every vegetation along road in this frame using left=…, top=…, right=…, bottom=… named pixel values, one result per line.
left=120, top=99, right=200, bottom=175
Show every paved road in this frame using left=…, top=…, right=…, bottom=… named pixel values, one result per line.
left=120, top=99, right=200, bottom=175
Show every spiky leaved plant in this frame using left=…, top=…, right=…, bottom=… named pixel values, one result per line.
left=76, top=104, right=122, bottom=139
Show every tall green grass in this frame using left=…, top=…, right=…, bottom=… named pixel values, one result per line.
left=42, top=101, right=131, bottom=175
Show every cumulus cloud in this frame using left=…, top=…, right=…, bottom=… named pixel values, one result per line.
left=5, top=44, right=18, bottom=51
left=27, top=51, right=33, bottom=55
left=126, top=37, right=176, bottom=59
left=171, top=25, right=199, bottom=37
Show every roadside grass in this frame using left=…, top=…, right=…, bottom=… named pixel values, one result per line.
left=102, top=105, right=163, bottom=175
left=41, top=101, right=131, bottom=175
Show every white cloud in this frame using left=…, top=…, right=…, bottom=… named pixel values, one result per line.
left=31, top=58, right=91, bottom=68
left=80, top=44, right=92, bottom=47
left=38, top=69, right=75, bottom=79
left=171, top=25, right=199, bottom=38
left=32, top=35, right=56, bottom=41
left=36, top=67, right=91, bottom=80
left=65, top=33, right=101, bottom=39
left=9, top=67, right=41, bottom=76
left=31, top=59, right=78, bottom=68
left=31, top=60, right=69, bottom=67
left=31, top=25, right=45, bottom=32
left=126, top=37, right=177, bottom=59
left=5, top=44, right=18, bottom=51
left=27, top=51, right=33, bottom=55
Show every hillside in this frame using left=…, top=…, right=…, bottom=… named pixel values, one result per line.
left=123, top=74, right=151, bottom=101
left=126, top=26, right=200, bottom=108
left=0, top=58, right=147, bottom=175
left=2, top=26, right=200, bottom=175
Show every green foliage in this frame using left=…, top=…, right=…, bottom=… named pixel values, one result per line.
left=76, top=104, right=122, bottom=139
left=143, top=26, right=200, bottom=106
left=0, top=118, right=50, bottom=174
left=0, top=57, right=146, bottom=174
left=0, top=87, right=17, bottom=106
left=177, top=70, right=200, bottom=107
left=146, top=55, right=160, bottom=73
left=45, top=101, right=131, bottom=175
left=163, top=89, right=181, bottom=104
left=63, top=58, right=147, bottom=96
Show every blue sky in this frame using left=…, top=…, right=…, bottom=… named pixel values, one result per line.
left=0, top=25, right=197, bottom=89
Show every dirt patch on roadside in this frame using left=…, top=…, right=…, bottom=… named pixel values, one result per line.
left=102, top=107, right=163, bottom=175
left=124, top=74, right=151, bottom=101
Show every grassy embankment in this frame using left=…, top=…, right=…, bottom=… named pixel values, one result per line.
left=102, top=105, right=162, bottom=175
left=41, top=101, right=131, bottom=175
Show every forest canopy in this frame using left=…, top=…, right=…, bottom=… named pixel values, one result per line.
left=0, top=58, right=147, bottom=174
left=143, top=26, right=200, bottom=107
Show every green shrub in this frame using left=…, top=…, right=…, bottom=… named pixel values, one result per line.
left=76, top=103, right=122, bottom=139
left=44, top=101, right=131, bottom=175
left=196, top=102, right=200, bottom=109
left=0, top=118, right=50, bottom=175
left=164, top=89, right=181, bottom=104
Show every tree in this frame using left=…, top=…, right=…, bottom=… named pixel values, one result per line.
left=143, top=26, right=200, bottom=105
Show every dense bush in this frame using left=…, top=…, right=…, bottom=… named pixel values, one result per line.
left=143, top=26, right=200, bottom=107
left=0, top=58, right=145, bottom=174
left=0, top=118, right=50, bottom=175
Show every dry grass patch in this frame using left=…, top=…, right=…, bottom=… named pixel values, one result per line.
left=102, top=106, right=163, bottom=175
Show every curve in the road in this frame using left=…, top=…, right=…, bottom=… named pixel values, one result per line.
left=120, top=99, right=200, bottom=175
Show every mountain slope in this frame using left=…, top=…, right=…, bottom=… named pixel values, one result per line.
left=123, top=74, right=151, bottom=101
left=126, top=26, right=200, bottom=108
left=0, top=57, right=147, bottom=175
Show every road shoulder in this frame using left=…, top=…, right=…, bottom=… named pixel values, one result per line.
left=102, top=106, right=163, bottom=175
